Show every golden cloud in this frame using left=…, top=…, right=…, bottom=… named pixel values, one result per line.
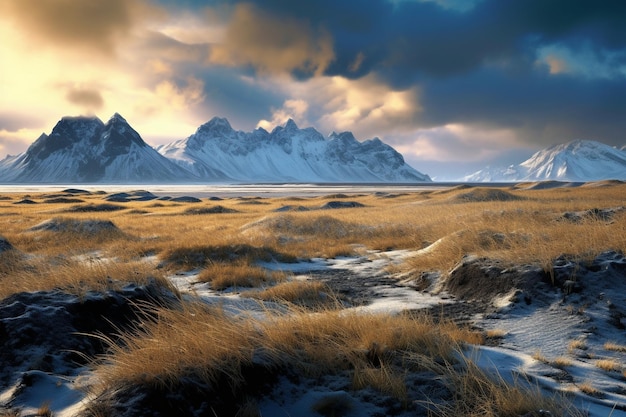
left=0, top=0, right=159, bottom=55
left=257, top=99, right=310, bottom=131
left=209, top=3, right=335, bottom=76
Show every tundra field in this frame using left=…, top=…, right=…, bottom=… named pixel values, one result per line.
left=0, top=182, right=625, bottom=416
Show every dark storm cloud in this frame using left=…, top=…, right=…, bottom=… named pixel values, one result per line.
left=420, top=68, right=626, bottom=146
left=191, top=67, right=285, bottom=130
left=178, top=0, right=626, bottom=81
left=218, top=0, right=625, bottom=146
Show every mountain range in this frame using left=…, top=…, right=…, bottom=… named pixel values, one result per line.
left=0, top=114, right=430, bottom=183
left=464, top=140, right=626, bottom=182
left=157, top=117, right=429, bottom=183
left=1, top=114, right=626, bottom=184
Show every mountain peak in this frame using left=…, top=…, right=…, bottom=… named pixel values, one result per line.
left=465, top=139, right=626, bottom=182
left=108, top=113, right=128, bottom=124
left=198, top=117, right=234, bottom=135
left=284, top=119, right=299, bottom=131
left=0, top=113, right=192, bottom=183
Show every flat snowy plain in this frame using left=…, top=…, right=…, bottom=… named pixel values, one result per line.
left=0, top=182, right=625, bottom=416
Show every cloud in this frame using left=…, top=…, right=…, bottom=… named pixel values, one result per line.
left=65, top=88, right=105, bottom=112
left=2, top=0, right=626, bottom=169
left=418, top=67, right=626, bottom=147
left=208, top=3, right=335, bottom=76
left=154, top=77, right=206, bottom=110
left=257, top=99, right=310, bottom=131
left=0, top=0, right=160, bottom=56
left=0, top=129, right=41, bottom=158
left=0, top=113, right=44, bottom=133
left=392, top=123, right=524, bottom=162
left=536, top=43, right=626, bottom=79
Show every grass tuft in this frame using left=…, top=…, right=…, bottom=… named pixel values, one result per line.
left=197, top=260, right=286, bottom=290
left=243, top=280, right=336, bottom=309
left=595, top=359, right=622, bottom=372
left=604, top=342, right=626, bottom=353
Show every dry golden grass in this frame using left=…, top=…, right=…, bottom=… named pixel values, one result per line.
left=485, top=329, right=507, bottom=339
left=0, top=256, right=171, bottom=300
left=578, top=381, right=602, bottom=397
left=243, top=280, right=336, bottom=309
left=604, top=342, right=626, bottom=353
left=4, top=185, right=625, bottom=276
left=532, top=350, right=549, bottom=363
left=352, top=363, right=408, bottom=403
left=196, top=260, right=287, bottom=290
left=552, top=356, right=573, bottom=368
left=92, top=302, right=481, bottom=399
left=568, top=339, right=588, bottom=352
left=159, top=243, right=297, bottom=270
left=595, top=359, right=622, bottom=372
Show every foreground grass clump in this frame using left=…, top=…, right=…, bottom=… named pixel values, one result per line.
left=91, top=303, right=478, bottom=409
left=0, top=257, right=170, bottom=300
left=88, top=300, right=579, bottom=416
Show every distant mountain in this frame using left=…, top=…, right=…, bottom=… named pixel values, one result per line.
left=464, top=140, right=626, bottom=182
left=0, top=114, right=192, bottom=183
left=157, top=117, right=430, bottom=183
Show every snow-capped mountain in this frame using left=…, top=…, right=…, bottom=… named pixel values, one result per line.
left=464, top=140, right=626, bottom=182
left=157, top=117, right=430, bottom=183
left=0, top=114, right=194, bottom=183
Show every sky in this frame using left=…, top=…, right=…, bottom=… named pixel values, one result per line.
left=1, top=0, right=625, bottom=180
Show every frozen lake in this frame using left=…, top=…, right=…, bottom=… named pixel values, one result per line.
left=0, top=182, right=517, bottom=198
left=0, top=183, right=451, bottom=198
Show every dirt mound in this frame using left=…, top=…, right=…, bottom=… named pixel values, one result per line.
left=320, top=201, right=365, bottom=209
left=171, top=196, right=202, bottom=203
left=452, top=188, right=524, bottom=202
left=581, top=179, right=626, bottom=188
left=183, top=205, right=239, bottom=215
left=43, top=197, right=85, bottom=204
left=513, top=181, right=579, bottom=190
left=14, top=199, right=37, bottom=205
left=274, top=205, right=310, bottom=212
left=560, top=206, right=625, bottom=223
left=29, top=218, right=122, bottom=236
left=244, top=214, right=370, bottom=239
left=0, top=283, right=177, bottom=393
left=62, top=188, right=91, bottom=195
left=444, top=251, right=626, bottom=315
left=443, top=256, right=545, bottom=304
left=106, top=191, right=158, bottom=202
left=65, top=203, right=126, bottom=212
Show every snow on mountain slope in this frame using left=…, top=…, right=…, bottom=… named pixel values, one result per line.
left=465, top=140, right=626, bottom=182
left=157, top=117, right=431, bottom=183
left=0, top=114, right=194, bottom=183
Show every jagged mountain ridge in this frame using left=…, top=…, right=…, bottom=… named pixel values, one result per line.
left=464, top=140, right=626, bottom=182
left=0, top=114, right=192, bottom=183
left=0, top=114, right=430, bottom=183
left=157, top=117, right=431, bottom=182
